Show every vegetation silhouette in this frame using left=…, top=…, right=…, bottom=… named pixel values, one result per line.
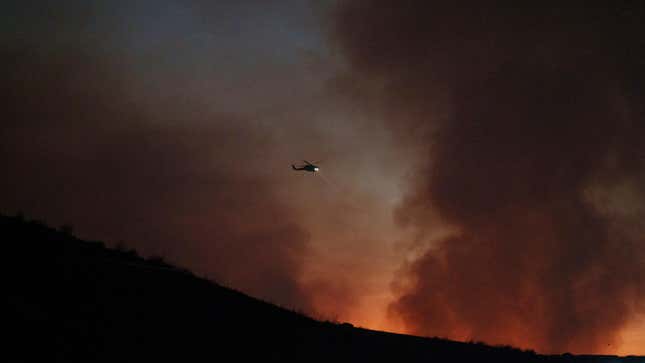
left=4, top=214, right=643, bottom=363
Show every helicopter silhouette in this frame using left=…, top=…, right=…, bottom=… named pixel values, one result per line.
left=291, top=160, right=319, bottom=173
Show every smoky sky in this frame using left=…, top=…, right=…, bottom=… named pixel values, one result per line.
left=334, top=0, right=645, bottom=354
left=0, top=0, right=408, bottom=326
left=0, top=0, right=335, bottom=312
left=4, top=0, right=645, bottom=355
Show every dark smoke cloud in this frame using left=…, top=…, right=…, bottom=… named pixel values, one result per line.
left=333, top=0, right=645, bottom=353
left=0, top=30, right=313, bottom=311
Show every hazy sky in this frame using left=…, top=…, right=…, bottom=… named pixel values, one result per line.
left=2, top=0, right=644, bottom=355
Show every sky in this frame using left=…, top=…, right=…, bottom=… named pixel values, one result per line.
left=1, top=0, right=644, bottom=356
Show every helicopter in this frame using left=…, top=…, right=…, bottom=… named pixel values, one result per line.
left=292, top=160, right=319, bottom=173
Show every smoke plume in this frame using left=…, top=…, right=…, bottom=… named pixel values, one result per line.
left=333, top=0, right=645, bottom=353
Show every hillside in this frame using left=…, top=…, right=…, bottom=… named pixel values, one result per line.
left=4, top=214, right=643, bottom=363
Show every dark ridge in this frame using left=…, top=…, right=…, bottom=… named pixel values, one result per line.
left=4, top=214, right=643, bottom=363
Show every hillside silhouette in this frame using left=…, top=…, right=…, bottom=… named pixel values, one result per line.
left=4, top=214, right=643, bottom=363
